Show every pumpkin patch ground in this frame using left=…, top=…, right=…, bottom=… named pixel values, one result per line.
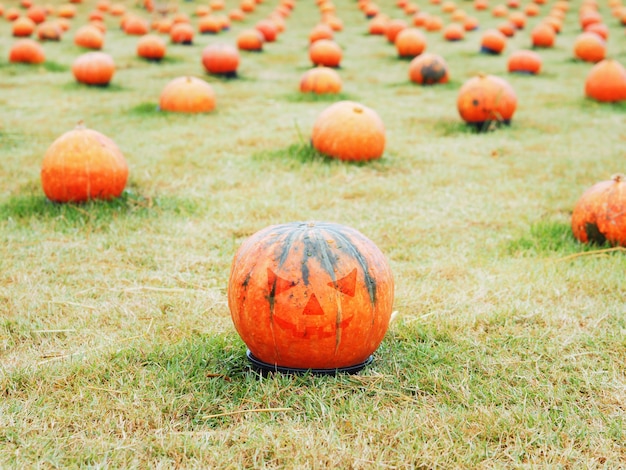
left=1, top=0, right=626, bottom=467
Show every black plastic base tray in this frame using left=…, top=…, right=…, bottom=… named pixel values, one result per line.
left=246, top=350, right=373, bottom=376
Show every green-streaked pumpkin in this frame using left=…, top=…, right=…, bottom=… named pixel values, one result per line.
left=572, top=174, right=626, bottom=246
left=228, top=221, right=395, bottom=370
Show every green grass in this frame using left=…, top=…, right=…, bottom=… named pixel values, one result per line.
left=1, top=0, right=626, bottom=467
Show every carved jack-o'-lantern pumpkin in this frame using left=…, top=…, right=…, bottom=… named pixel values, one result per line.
left=228, top=221, right=395, bottom=371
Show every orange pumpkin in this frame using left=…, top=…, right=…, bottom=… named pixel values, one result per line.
left=159, top=76, right=216, bottom=113
left=228, top=221, right=394, bottom=371
left=229, top=8, right=245, bottom=21
left=12, top=17, right=36, bottom=37
left=412, top=11, right=430, bottom=26
left=424, top=15, right=444, bottom=31
left=36, top=21, right=62, bottom=41
left=443, top=22, right=465, bottom=41
left=573, top=32, right=605, bottom=62
left=385, top=18, right=408, bottom=43
left=524, top=3, right=539, bottom=15
left=240, top=0, right=255, bottom=12
left=492, top=4, right=508, bottom=16
left=201, top=43, right=239, bottom=76
left=531, top=22, right=555, bottom=47
left=457, top=74, right=517, bottom=129
left=508, top=11, right=526, bottom=28
left=5, top=7, right=20, bottom=21
left=572, top=174, right=626, bottom=246
left=9, top=39, right=45, bottom=63
left=584, top=22, right=608, bottom=40
left=170, top=22, right=194, bottom=44
left=309, top=23, right=334, bottom=43
left=497, top=20, right=516, bottom=37
left=57, top=4, right=77, bottom=18
left=309, top=39, right=342, bottom=67
left=256, top=19, right=277, bottom=42
left=585, top=59, right=626, bottom=102
left=41, top=123, right=128, bottom=203
left=408, top=52, right=449, bottom=85
left=463, top=15, right=479, bottom=30
left=26, top=5, right=46, bottom=24
left=299, top=66, right=342, bottom=94
left=394, top=28, right=426, bottom=58
left=137, top=34, right=166, bottom=60
left=480, top=28, right=506, bottom=54
left=123, top=15, right=149, bottom=35
left=236, top=28, right=264, bottom=51
left=312, top=101, right=385, bottom=161
left=72, top=52, right=115, bottom=86
left=74, top=24, right=104, bottom=49
left=507, top=49, right=542, bottom=74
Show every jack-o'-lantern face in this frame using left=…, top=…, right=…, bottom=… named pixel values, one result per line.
left=228, top=221, right=395, bottom=370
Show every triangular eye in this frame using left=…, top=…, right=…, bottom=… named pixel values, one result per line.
left=328, top=268, right=357, bottom=297
left=267, top=268, right=296, bottom=297
left=302, top=293, right=325, bottom=316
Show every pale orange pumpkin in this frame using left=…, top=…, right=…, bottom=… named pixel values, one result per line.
left=300, top=66, right=342, bottom=94
left=41, top=123, right=128, bottom=203
left=9, top=38, right=45, bottom=63
left=72, top=51, right=115, bottom=86
left=585, top=59, right=626, bottom=102
left=312, top=101, right=386, bottom=161
left=159, top=76, right=216, bottom=113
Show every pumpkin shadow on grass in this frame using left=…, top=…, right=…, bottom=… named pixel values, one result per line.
left=0, top=188, right=201, bottom=231
left=433, top=118, right=513, bottom=136
left=579, top=98, right=626, bottom=114
left=282, top=91, right=355, bottom=103
left=504, top=218, right=612, bottom=258
left=62, top=82, right=128, bottom=92
left=252, top=142, right=393, bottom=172
left=0, top=61, right=68, bottom=75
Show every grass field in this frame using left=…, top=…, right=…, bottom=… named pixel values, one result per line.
left=1, top=0, right=626, bottom=467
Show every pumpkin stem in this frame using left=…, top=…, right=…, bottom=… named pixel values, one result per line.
left=75, top=120, right=86, bottom=130
left=353, top=107, right=363, bottom=114
left=611, top=173, right=625, bottom=183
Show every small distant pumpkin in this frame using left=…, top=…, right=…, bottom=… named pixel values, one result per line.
left=159, top=76, right=216, bottom=113
left=530, top=23, right=555, bottom=48
left=170, top=22, right=194, bottom=44
left=409, top=53, right=449, bottom=85
left=137, top=34, right=166, bottom=60
left=309, top=22, right=334, bottom=42
left=236, top=28, right=264, bottom=51
left=573, top=32, right=605, bottom=63
left=299, top=66, right=342, bottom=94
left=443, top=22, right=465, bottom=41
left=395, top=28, right=426, bottom=58
left=457, top=74, right=517, bottom=129
left=41, top=123, right=128, bottom=203
left=312, top=101, right=385, bottom=161
left=255, top=19, right=277, bottom=42
left=37, top=21, right=63, bottom=41
left=385, top=18, right=408, bottom=42
left=507, top=49, right=542, bottom=74
left=309, top=39, right=342, bottom=67
left=74, top=24, right=104, bottom=49
left=123, top=15, right=149, bottom=35
left=12, top=17, right=36, bottom=37
left=201, top=43, right=240, bottom=76
left=72, top=52, right=115, bottom=86
left=9, top=38, right=45, bottom=64
left=572, top=174, right=626, bottom=246
left=585, top=59, right=626, bottom=102
left=480, top=28, right=506, bottom=54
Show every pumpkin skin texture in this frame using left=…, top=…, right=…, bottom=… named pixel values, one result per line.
left=531, top=23, right=555, bottom=48
left=159, top=76, right=216, bottom=113
left=137, top=34, right=166, bottom=60
left=573, top=32, right=606, bottom=63
left=228, top=221, right=395, bottom=370
left=9, top=39, right=45, bottom=64
left=299, top=66, right=342, bottom=94
left=572, top=174, right=626, bottom=246
left=201, top=43, right=240, bottom=76
left=309, top=39, right=342, bottom=67
left=480, top=28, right=506, bottom=54
left=237, top=28, right=264, bottom=51
left=312, top=101, right=385, bottom=161
left=585, top=59, right=626, bottom=102
left=408, top=52, right=449, bottom=85
left=74, top=25, right=104, bottom=49
left=457, top=74, right=517, bottom=129
left=41, top=124, right=128, bottom=203
left=394, top=28, right=426, bottom=58
left=507, top=49, right=542, bottom=74
left=72, top=52, right=115, bottom=86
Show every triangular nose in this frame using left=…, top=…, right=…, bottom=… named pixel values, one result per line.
left=302, top=293, right=325, bottom=316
